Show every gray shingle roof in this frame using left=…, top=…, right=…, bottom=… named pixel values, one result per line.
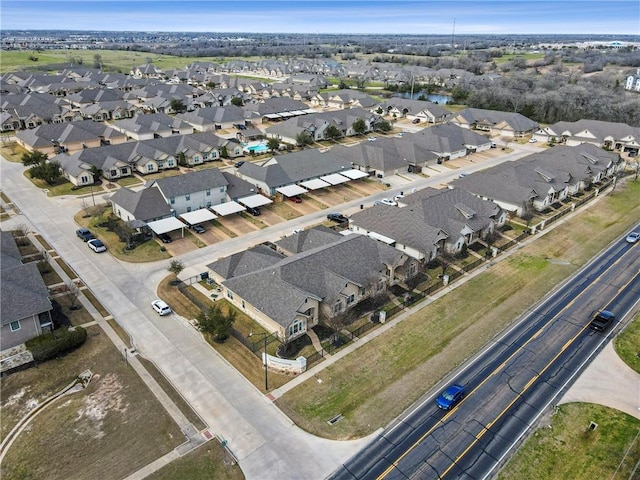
left=1, top=262, right=52, bottom=325
left=207, top=244, right=285, bottom=280
left=151, top=168, right=228, bottom=198
left=109, top=186, right=172, bottom=222
left=455, top=108, right=538, bottom=132
left=274, top=225, right=342, bottom=254
left=1, top=231, right=23, bottom=270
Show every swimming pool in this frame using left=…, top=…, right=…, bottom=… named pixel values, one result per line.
left=245, top=143, right=268, bottom=154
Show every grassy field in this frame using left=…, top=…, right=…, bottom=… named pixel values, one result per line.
left=0, top=326, right=184, bottom=480
left=276, top=179, right=640, bottom=440
left=0, top=143, right=28, bottom=162
left=146, top=441, right=244, bottom=480
left=496, top=403, right=640, bottom=480
left=615, top=313, right=640, bottom=374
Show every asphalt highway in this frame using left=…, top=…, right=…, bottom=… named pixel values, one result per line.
left=331, top=232, right=640, bottom=480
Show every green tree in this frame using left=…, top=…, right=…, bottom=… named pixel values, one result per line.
left=169, top=98, right=186, bottom=113
left=375, top=119, right=392, bottom=132
left=325, top=125, right=343, bottom=141
left=30, top=160, right=61, bottom=185
left=296, top=131, right=313, bottom=147
left=177, top=152, right=187, bottom=167
left=352, top=118, right=366, bottom=136
left=221, top=145, right=228, bottom=158
left=230, top=96, right=244, bottom=107
left=195, top=304, right=236, bottom=341
left=167, top=259, right=184, bottom=284
left=267, top=137, right=280, bottom=152
left=21, top=150, right=48, bottom=167
left=93, top=54, right=103, bottom=69
left=206, top=81, right=216, bottom=89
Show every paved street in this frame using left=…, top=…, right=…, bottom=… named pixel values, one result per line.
left=0, top=145, right=540, bottom=479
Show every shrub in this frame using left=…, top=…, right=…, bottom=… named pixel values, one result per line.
left=26, top=326, right=87, bottom=362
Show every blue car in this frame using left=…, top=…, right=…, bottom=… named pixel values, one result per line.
left=436, top=384, right=465, bottom=410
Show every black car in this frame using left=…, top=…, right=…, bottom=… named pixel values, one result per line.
left=76, top=228, right=94, bottom=242
left=234, top=161, right=245, bottom=168
left=158, top=233, right=172, bottom=243
left=327, top=213, right=348, bottom=223
left=191, top=224, right=206, bottom=234
left=246, top=206, right=261, bottom=216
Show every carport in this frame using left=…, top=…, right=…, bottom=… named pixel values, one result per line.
left=300, top=178, right=331, bottom=190
left=210, top=201, right=246, bottom=216
left=320, top=173, right=350, bottom=185
left=147, top=217, right=186, bottom=238
left=276, top=184, right=309, bottom=198
left=341, top=169, right=370, bottom=180
left=238, top=194, right=273, bottom=208
left=179, top=208, right=217, bottom=226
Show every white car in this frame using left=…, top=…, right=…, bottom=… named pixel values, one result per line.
left=529, top=138, right=537, bottom=143
left=87, top=239, right=106, bottom=253
left=151, top=299, right=172, bottom=316
left=626, top=231, right=640, bottom=244
left=380, top=198, right=398, bottom=206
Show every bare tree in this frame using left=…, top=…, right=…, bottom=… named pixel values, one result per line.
left=66, top=281, right=81, bottom=310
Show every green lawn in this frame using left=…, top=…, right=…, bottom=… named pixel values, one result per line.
left=0, top=143, right=28, bottom=162
left=276, top=180, right=640, bottom=440
left=615, top=313, right=640, bottom=374
left=146, top=442, right=244, bottom=480
left=497, top=404, right=640, bottom=480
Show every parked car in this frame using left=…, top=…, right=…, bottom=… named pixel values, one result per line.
left=412, top=118, right=420, bottom=124
left=529, top=138, right=537, bottom=143
left=380, top=198, right=398, bottom=206
left=490, top=142, right=497, bottom=148
left=76, top=228, right=94, bottom=242
left=87, top=238, right=106, bottom=253
left=158, top=233, right=172, bottom=243
left=590, top=310, right=615, bottom=332
left=436, top=384, right=465, bottom=410
left=246, top=206, right=261, bottom=216
left=625, top=231, right=640, bottom=243
left=292, top=228, right=304, bottom=234
left=393, top=193, right=405, bottom=201
left=151, top=299, right=172, bottom=316
left=327, top=213, right=348, bottom=223
left=288, top=196, right=302, bottom=203
left=373, top=200, right=383, bottom=206
left=191, top=224, right=206, bottom=234
left=367, top=136, right=377, bottom=142
left=234, top=161, right=245, bottom=168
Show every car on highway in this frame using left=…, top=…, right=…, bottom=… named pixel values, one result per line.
left=76, top=228, right=94, bottom=242
left=625, top=231, right=640, bottom=243
left=327, top=213, right=348, bottom=223
left=151, top=299, right=172, bottom=316
left=380, top=198, right=398, bottom=206
left=436, top=383, right=465, bottom=410
left=191, top=224, right=206, bottom=234
left=87, top=238, right=106, bottom=253
left=589, top=310, right=615, bottom=332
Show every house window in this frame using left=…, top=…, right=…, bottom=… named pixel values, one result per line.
left=333, top=299, right=343, bottom=315
left=186, top=206, right=192, bottom=212
left=110, top=170, right=117, bottom=177
left=407, top=262, right=417, bottom=277
left=241, top=300, right=245, bottom=309
left=203, top=152, right=209, bottom=160
left=167, top=159, right=174, bottom=167
left=147, top=164, right=154, bottom=172
left=185, top=194, right=190, bottom=201
left=81, top=176, right=88, bottom=183
left=219, top=187, right=225, bottom=193
left=206, top=189, right=211, bottom=196
left=346, top=294, right=355, bottom=305
left=170, top=197, right=175, bottom=205
left=227, top=291, right=233, bottom=300
left=10, top=320, right=21, bottom=332
left=206, top=202, right=211, bottom=208
left=288, top=319, right=305, bottom=336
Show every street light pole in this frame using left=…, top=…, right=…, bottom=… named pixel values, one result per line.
left=263, top=334, right=268, bottom=391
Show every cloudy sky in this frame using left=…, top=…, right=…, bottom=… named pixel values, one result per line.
left=2, top=1, right=638, bottom=35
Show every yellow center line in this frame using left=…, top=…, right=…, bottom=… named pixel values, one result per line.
left=376, top=256, right=636, bottom=480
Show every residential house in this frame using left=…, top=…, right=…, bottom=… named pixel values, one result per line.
left=235, top=149, right=351, bottom=196
left=110, top=113, right=193, bottom=141
left=243, top=97, right=311, bottom=124
left=450, top=108, right=539, bottom=138
left=533, top=119, right=640, bottom=154
left=176, top=106, right=248, bottom=132
left=331, top=136, right=439, bottom=177
left=110, top=186, right=173, bottom=223
left=625, top=68, right=640, bottom=92
left=131, top=64, right=166, bottom=79
left=148, top=168, right=229, bottom=214
left=274, top=225, right=343, bottom=257
left=408, top=122, right=492, bottom=162
left=216, top=234, right=417, bottom=342
left=1, top=231, right=53, bottom=352
left=374, top=98, right=449, bottom=124
left=311, top=89, right=377, bottom=109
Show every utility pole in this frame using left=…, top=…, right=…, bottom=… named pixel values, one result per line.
left=451, top=18, right=456, bottom=50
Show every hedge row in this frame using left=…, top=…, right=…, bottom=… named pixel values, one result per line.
left=26, top=326, right=87, bottom=362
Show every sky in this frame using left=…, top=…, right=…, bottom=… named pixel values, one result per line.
left=1, top=1, right=639, bottom=36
